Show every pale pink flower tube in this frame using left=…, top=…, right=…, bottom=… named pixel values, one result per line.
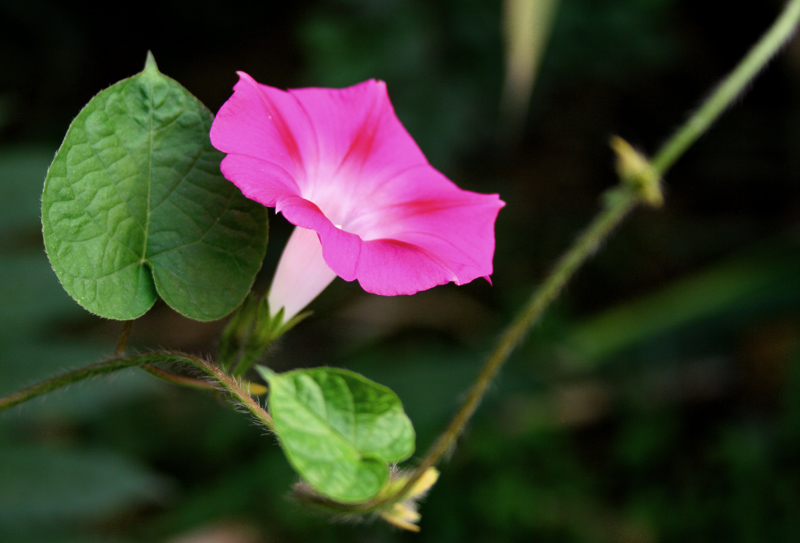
left=210, top=73, right=504, bottom=321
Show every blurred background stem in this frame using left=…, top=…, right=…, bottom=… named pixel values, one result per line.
left=651, top=0, right=800, bottom=174
left=390, top=0, right=800, bottom=506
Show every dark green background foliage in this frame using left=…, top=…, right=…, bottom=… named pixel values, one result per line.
left=2, top=0, right=800, bottom=541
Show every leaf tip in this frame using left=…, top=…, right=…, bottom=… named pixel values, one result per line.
left=255, top=365, right=276, bottom=384
left=144, top=51, right=159, bottom=73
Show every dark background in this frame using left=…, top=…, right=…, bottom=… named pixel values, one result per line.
left=2, top=0, right=800, bottom=541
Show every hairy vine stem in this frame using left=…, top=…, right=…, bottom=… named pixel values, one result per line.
left=0, top=352, right=273, bottom=429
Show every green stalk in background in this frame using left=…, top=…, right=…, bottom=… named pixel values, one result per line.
left=384, top=0, right=800, bottom=506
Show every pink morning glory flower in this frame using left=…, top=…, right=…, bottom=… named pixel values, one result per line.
left=210, top=73, right=504, bottom=321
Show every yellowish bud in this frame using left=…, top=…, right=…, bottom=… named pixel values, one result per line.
left=378, top=467, right=439, bottom=532
left=610, top=136, right=663, bottom=208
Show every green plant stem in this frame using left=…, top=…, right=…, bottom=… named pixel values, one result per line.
left=115, top=321, right=133, bottom=354
left=384, top=0, right=800, bottom=506
left=0, top=352, right=273, bottom=429
left=651, top=0, right=800, bottom=174
left=379, top=187, right=641, bottom=506
left=0, top=355, right=154, bottom=412
left=112, top=321, right=214, bottom=390
left=186, top=354, right=275, bottom=430
left=140, top=364, right=219, bottom=391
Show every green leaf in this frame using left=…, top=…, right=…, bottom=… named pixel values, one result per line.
left=41, top=53, right=267, bottom=321
left=258, top=366, right=415, bottom=503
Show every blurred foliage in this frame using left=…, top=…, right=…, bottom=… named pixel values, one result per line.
left=2, top=0, right=800, bottom=541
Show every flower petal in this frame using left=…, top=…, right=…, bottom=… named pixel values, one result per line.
left=288, top=80, right=428, bottom=188
left=268, top=226, right=337, bottom=320
left=210, top=72, right=315, bottom=200
left=211, top=74, right=504, bottom=301
left=274, top=190, right=503, bottom=296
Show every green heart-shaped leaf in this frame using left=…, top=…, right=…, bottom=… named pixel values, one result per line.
left=42, top=53, right=267, bottom=321
left=259, top=366, right=415, bottom=503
